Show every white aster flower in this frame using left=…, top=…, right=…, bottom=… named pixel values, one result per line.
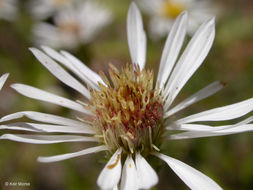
left=1, top=3, right=253, bottom=190
left=33, top=1, right=112, bottom=49
left=139, top=0, right=217, bottom=39
left=0, top=0, right=18, bottom=21
left=29, top=0, right=73, bottom=19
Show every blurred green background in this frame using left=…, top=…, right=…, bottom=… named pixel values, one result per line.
left=0, top=0, right=253, bottom=189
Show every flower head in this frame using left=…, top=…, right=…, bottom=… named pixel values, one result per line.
left=0, top=0, right=18, bottom=21
left=1, top=3, right=253, bottom=190
left=33, top=1, right=113, bottom=49
left=139, top=0, right=217, bottom=38
left=29, top=0, right=73, bottom=19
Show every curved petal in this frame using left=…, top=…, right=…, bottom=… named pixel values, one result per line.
left=127, top=2, right=146, bottom=70
left=30, top=48, right=91, bottom=99
left=170, top=124, right=253, bottom=139
left=60, top=50, right=105, bottom=87
left=0, top=134, right=96, bottom=144
left=1, top=122, right=94, bottom=134
left=0, top=111, right=89, bottom=128
left=0, top=73, right=9, bottom=90
left=97, top=148, right=122, bottom=190
left=154, top=153, right=222, bottom=190
left=38, top=145, right=107, bottom=163
left=165, top=81, right=224, bottom=118
left=11, top=84, right=92, bottom=115
left=41, top=46, right=99, bottom=90
left=177, top=98, right=253, bottom=124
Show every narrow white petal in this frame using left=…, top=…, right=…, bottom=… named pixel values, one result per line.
left=170, top=124, right=253, bottom=139
left=120, top=155, right=138, bottom=190
left=164, top=18, right=215, bottom=109
left=135, top=153, right=158, bottom=189
left=0, top=111, right=90, bottom=128
left=60, top=50, right=105, bottom=87
left=177, top=98, right=253, bottom=124
left=0, top=73, right=9, bottom=90
left=29, top=48, right=91, bottom=99
left=97, top=149, right=122, bottom=190
left=41, top=46, right=100, bottom=90
left=156, top=12, right=187, bottom=88
left=1, top=122, right=94, bottom=134
left=154, top=153, right=222, bottom=190
left=11, top=84, right=92, bottom=115
left=165, top=81, right=224, bottom=118
left=127, top=2, right=146, bottom=70
left=0, top=124, right=39, bottom=132
left=41, top=46, right=72, bottom=69
left=167, top=123, right=227, bottom=132
left=0, top=134, right=96, bottom=144
left=38, top=145, right=107, bottom=163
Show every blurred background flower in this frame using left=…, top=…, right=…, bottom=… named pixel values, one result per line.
left=0, top=0, right=253, bottom=190
left=138, top=0, right=219, bottom=39
left=33, top=1, right=113, bottom=49
left=0, top=0, right=18, bottom=21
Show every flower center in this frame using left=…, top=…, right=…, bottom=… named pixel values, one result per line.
left=90, top=64, right=164, bottom=155
left=53, top=0, right=70, bottom=6
left=160, top=1, right=186, bottom=18
left=59, top=21, right=80, bottom=36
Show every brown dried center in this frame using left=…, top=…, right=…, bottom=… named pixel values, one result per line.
left=90, top=64, right=164, bottom=154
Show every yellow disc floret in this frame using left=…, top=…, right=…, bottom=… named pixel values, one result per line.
left=161, top=1, right=186, bottom=18
left=90, top=64, right=164, bottom=155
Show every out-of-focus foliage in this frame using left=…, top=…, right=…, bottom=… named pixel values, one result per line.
left=0, top=0, right=253, bottom=189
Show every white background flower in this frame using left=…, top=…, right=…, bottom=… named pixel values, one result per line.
left=139, top=0, right=218, bottom=39
left=33, top=1, right=113, bottom=49
left=0, top=0, right=18, bottom=21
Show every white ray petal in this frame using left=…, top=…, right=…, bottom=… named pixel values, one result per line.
left=170, top=124, right=253, bottom=139
left=0, top=134, right=97, bottom=144
left=0, top=73, right=9, bottom=90
left=41, top=46, right=72, bottom=69
left=1, top=122, right=94, bottom=134
left=0, top=124, right=39, bottom=132
left=0, top=111, right=90, bottom=128
left=154, top=153, right=222, bottom=190
left=135, top=153, right=158, bottom=189
left=38, top=145, right=107, bottom=163
left=11, top=84, right=92, bottom=115
left=127, top=2, right=146, bottom=70
left=167, top=123, right=228, bottom=132
left=29, top=48, right=91, bottom=99
left=120, top=155, right=138, bottom=190
left=41, top=46, right=99, bottom=90
left=177, top=98, right=253, bottom=124
left=97, top=148, right=122, bottom=190
left=60, top=50, right=105, bottom=86
left=156, top=12, right=187, bottom=89
left=164, top=18, right=215, bottom=109
left=165, top=81, right=224, bottom=118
